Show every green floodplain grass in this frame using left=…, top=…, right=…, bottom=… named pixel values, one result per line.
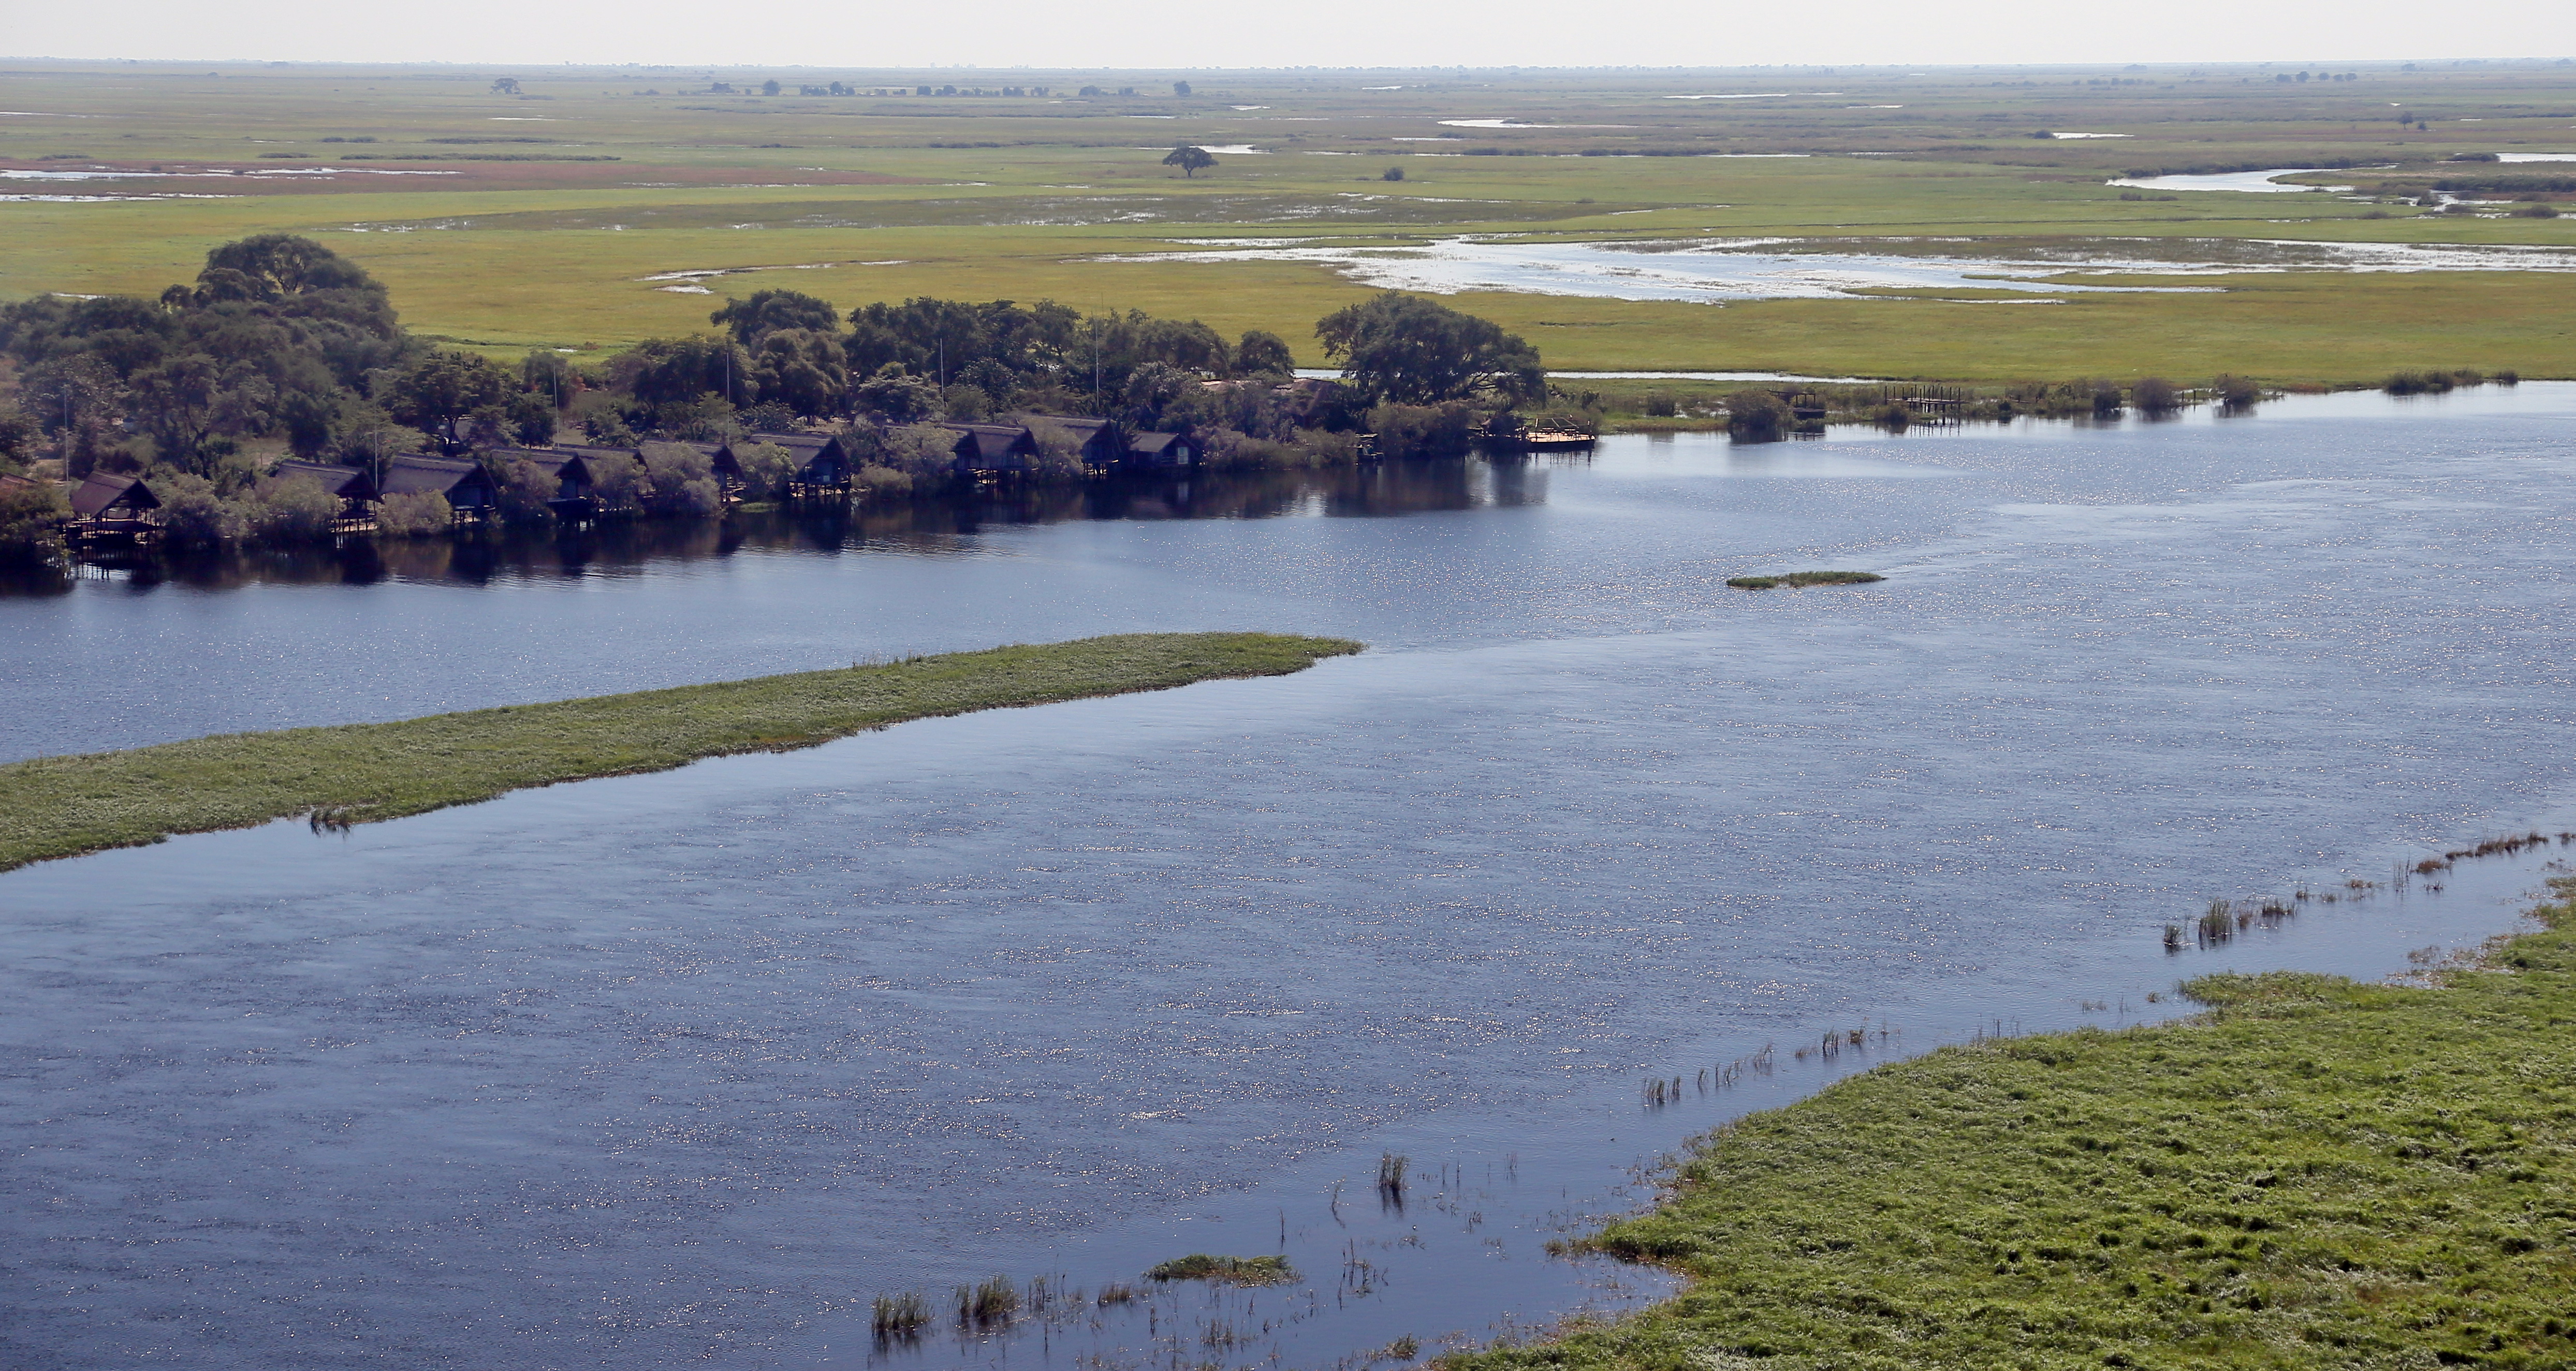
left=2, top=62, right=2571, bottom=382
left=1447, top=878, right=2576, bottom=1371
left=0, top=631, right=1363, bottom=873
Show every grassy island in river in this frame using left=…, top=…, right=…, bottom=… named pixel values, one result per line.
left=0, top=631, right=1363, bottom=873
left=1450, top=878, right=2576, bottom=1371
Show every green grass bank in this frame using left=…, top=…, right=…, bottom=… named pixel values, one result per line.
left=1452, top=880, right=2576, bottom=1371
left=0, top=631, right=1363, bottom=873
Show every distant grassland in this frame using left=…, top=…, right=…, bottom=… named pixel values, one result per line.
left=2, top=61, right=2573, bottom=381
left=0, top=631, right=1363, bottom=873
left=1451, top=879, right=2576, bottom=1371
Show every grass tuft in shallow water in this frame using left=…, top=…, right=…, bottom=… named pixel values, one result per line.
left=0, top=631, right=1364, bottom=873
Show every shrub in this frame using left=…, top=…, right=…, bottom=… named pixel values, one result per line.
left=1365, top=401, right=1477, bottom=458
left=0, top=476, right=70, bottom=564
left=2511, top=202, right=2560, bottom=217
left=376, top=490, right=454, bottom=537
left=2131, top=376, right=2180, bottom=412
left=878, top=423, right=967, bottom=481
left=733, top=441, right=796, bottom=500
left=244, top=474, right=344, bottom=542
left=1726, top=388, right=1789, bottom=439
left=587, top=453, right=645, bottom=513
left=640, top=441, right=722, bottom=516
left=1291, top=427, right=1370, bottom=466
left=498, top=458, right=561, bottom=522
left=156, top=473, right=243, bottom=547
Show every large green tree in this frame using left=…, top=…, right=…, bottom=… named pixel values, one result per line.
left=383, top=349, right=511, bottom=437
left=1314, top=293, right=1544, bottom=407
left=1162, top=145, right=1217, bottom=178
left=710, top=289, right=841, bottom=345
left=748, top=329, right=849, bottom=417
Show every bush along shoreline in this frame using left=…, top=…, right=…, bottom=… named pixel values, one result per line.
left=0, top=631, right=1363, bottom=873
left=1444, top=874, right=2576, bottom=1371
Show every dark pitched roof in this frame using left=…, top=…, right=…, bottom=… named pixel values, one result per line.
left=731, top=431, right=833, bottom=459
left=939, top=423, right=1038, bottom=469
left=1007, top=411, right=1113, bottom=439
left=382, top=454, right=494, bottom=499
left=1126, top=431, right=1194, bottom=455
left=68, top=473, right=159, bottom=518
left=487, top=448, right=608, bottom=502
left=274, top=460, right=379, bottom=501
left=552, top=443, right=645, bottom=467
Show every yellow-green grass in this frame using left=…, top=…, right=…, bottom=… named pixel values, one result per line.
left=1449, top=878, right=2576, bottom=1371
left=4, top=61, right=2572, bottom=382
left=0, top=631, right=1363, bottom=873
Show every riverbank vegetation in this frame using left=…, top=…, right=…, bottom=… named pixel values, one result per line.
left=1447, top=877, right=2576, bottom=1371
left=0, top=631, right=1362, bottom=872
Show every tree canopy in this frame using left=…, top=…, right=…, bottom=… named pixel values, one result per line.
left=710, top=289, right=841, bottom=344
left=1163, top=145, right=1217, bottom=178
left=1314, top=293, right=1544, bottom=407
left=0, top=233, right=418, bottom=470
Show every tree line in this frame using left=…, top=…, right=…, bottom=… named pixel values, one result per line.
left=1, top=234, right=1569, bottom=559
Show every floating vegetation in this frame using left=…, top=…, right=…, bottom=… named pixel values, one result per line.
left=1144, top=1254, right=1297, bottom=1285
left=1726, top=570, right=1886, bottom=591
left=1094, top=1281, right=1139, bottom=1306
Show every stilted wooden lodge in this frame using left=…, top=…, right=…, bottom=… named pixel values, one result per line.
left=65, top=473, right=163, bottom=545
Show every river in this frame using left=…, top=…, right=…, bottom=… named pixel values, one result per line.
left=5, top=385, right=2575, bottom=1370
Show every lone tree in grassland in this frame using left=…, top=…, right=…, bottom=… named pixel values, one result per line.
left=1315, top=293, right=1544, bottom=407
left=490, top=77, right=521, bottom=95
left=1173, top=80, right=1193, bottom=96
left=1163, top=144, right=1217, bottom=178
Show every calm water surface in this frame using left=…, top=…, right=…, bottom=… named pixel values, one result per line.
left=6, top=386, right=2576, bottom=1370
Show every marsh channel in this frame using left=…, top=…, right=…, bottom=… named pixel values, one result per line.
left=7, top=386, right=2576, bottom=1370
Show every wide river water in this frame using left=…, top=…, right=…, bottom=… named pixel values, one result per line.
left=6, top=386, right=2576, bottom=1370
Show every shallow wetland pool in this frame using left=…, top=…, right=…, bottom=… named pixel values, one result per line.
left=6, top=386, right=2576, bottom=1369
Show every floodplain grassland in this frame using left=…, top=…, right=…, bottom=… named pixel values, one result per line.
left=1446, top=879, right=2576, bottom=1371
left=3, top=60, right=2574, bottom=384
left=0, top=630, right=1363, bottom=872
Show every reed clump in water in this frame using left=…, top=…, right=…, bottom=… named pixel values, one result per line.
left=1377, top=1151, right=1410, bottom=1199
left=1726, top=571, right=1886, bottom=591
left=1144, top=1254, right=1296, bottom=1286
left=955, top=1275, right=1019, bottom=1328
left=871, top=1291, right=931, bottom=1340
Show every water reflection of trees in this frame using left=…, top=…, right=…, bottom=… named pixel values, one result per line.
left=7, top=457, right=1559, bottom=595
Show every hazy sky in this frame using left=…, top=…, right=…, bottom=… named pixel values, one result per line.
left=6, top=0, right=2571, bottom=71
